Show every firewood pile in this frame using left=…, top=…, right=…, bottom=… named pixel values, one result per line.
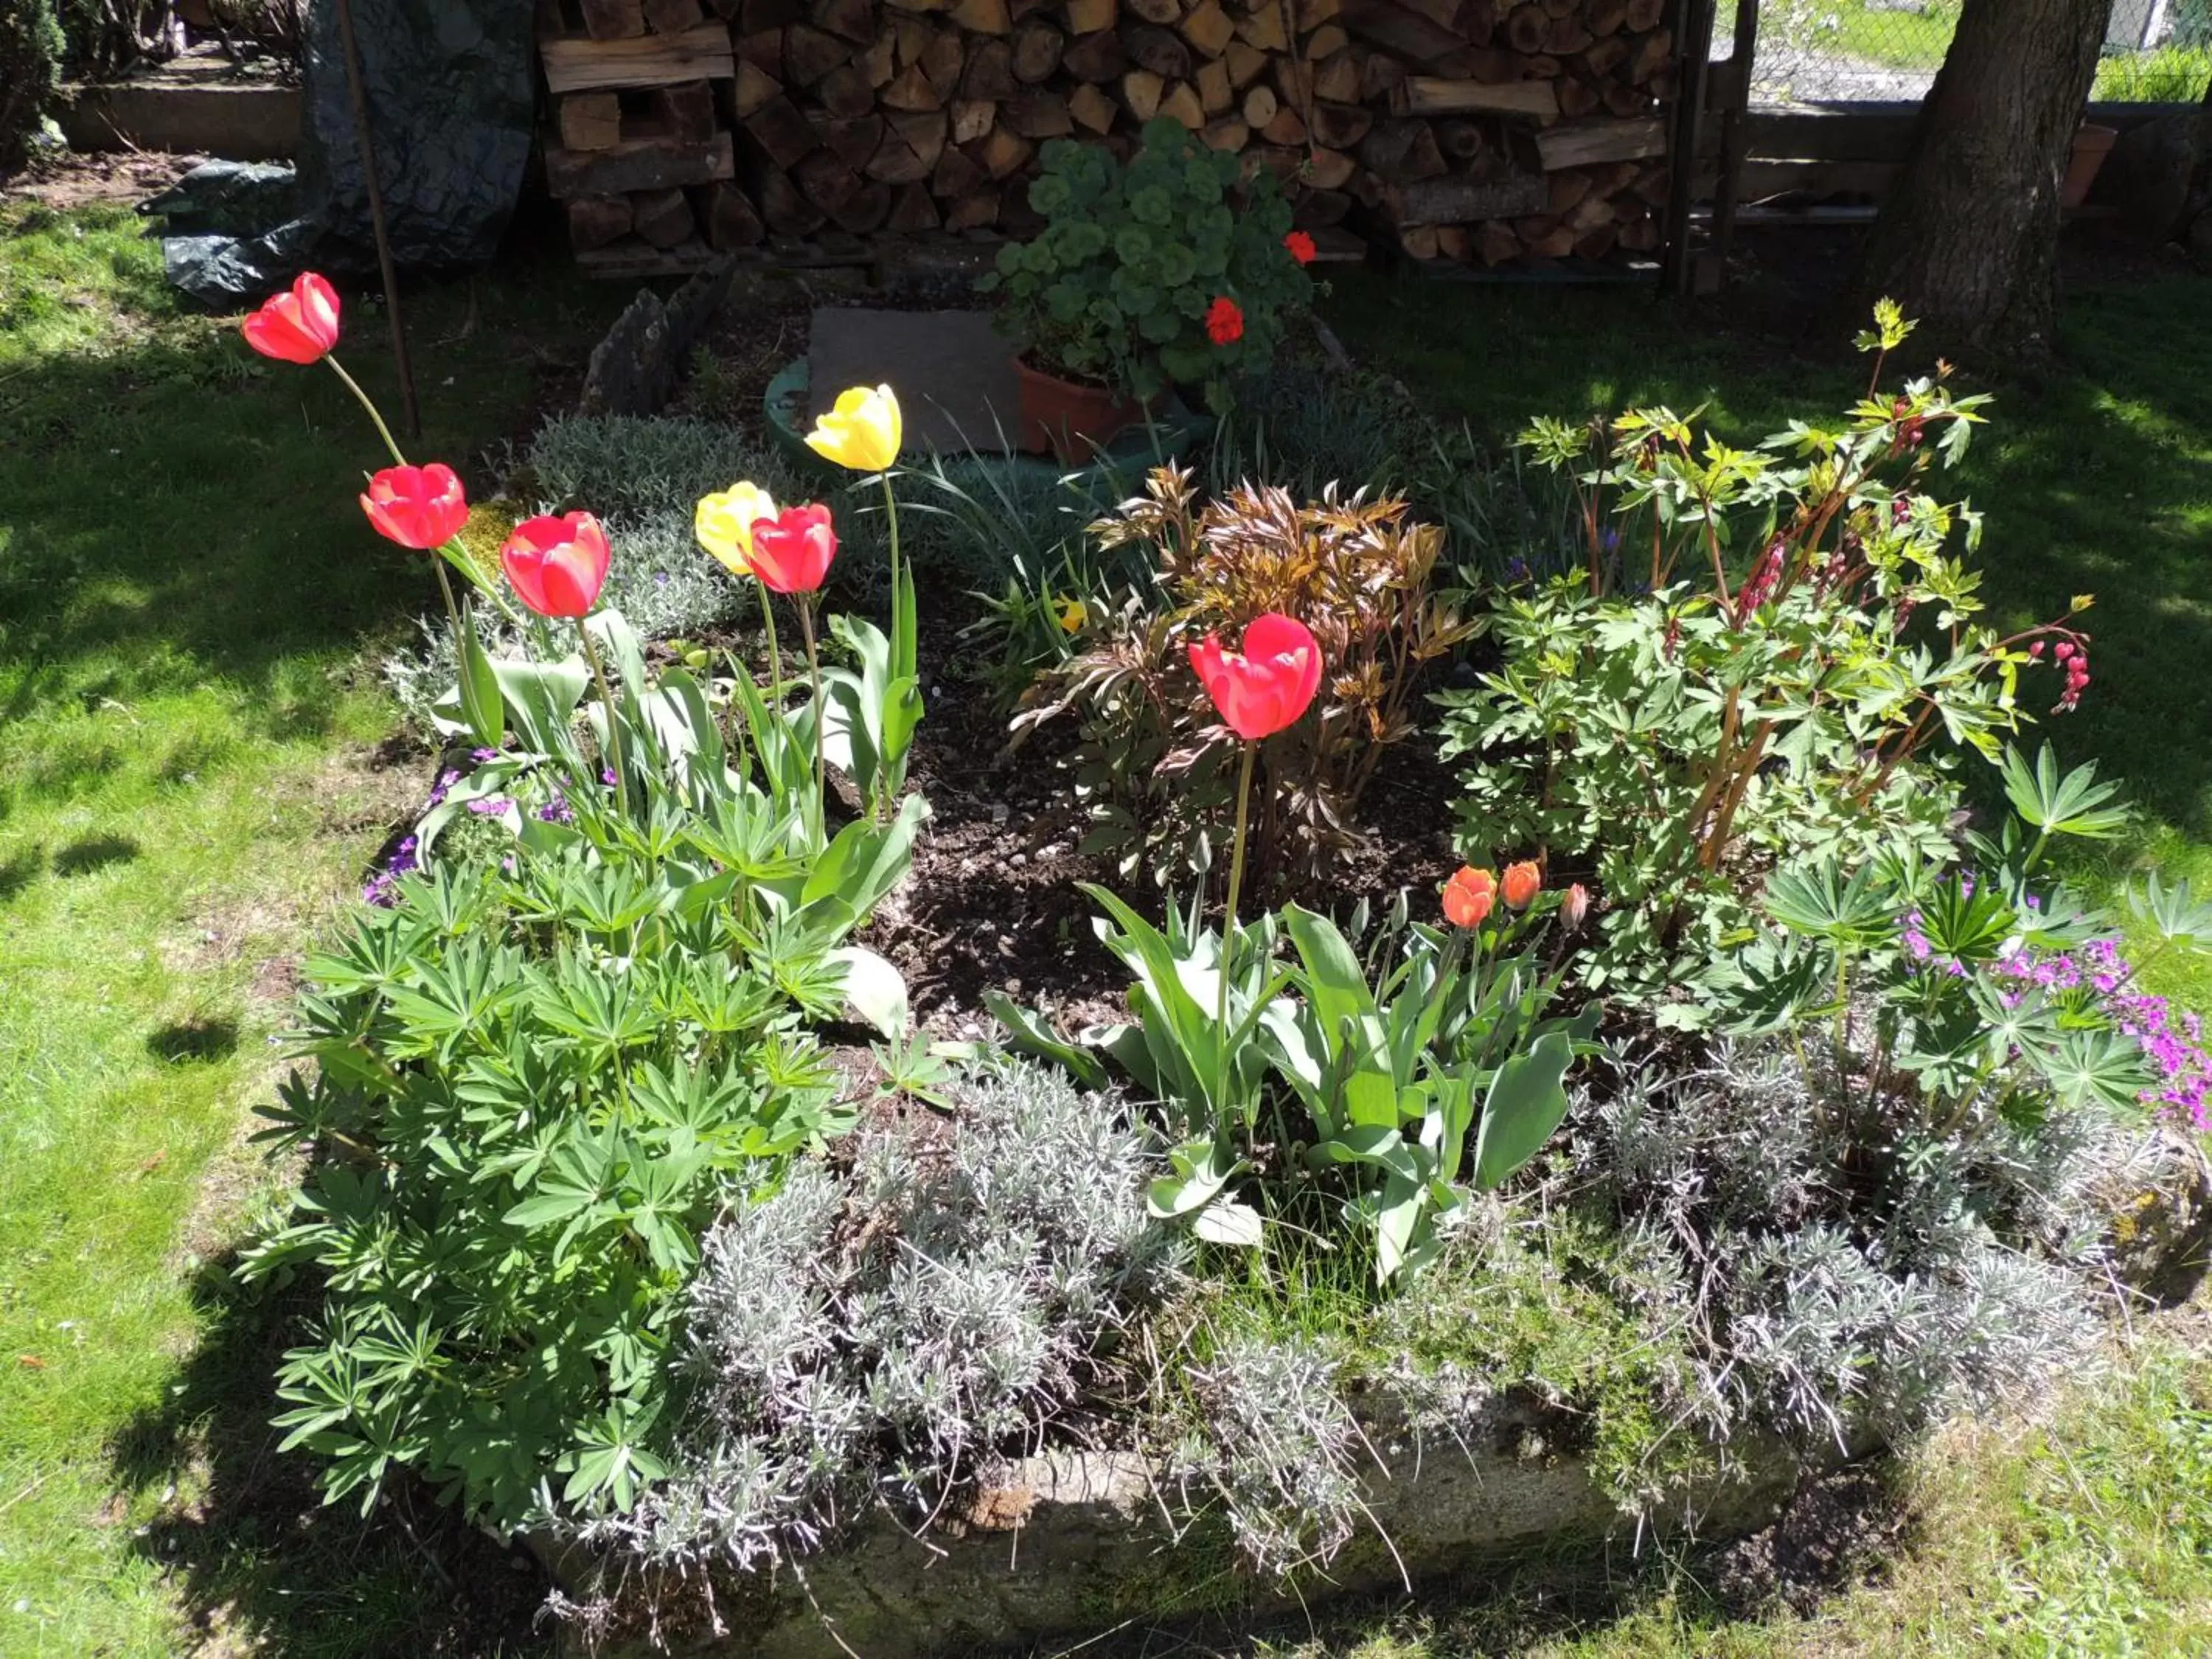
left=535, top=0, right=1680, bottom=275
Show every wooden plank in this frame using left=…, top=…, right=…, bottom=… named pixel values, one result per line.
left=546, top=132, right=736, bottom=195
left=1385, top=170, right=1546, bottom=226
left=1534, top=116, right=1665, bottom=170
left=574, top=235, right=724, bottom=277
left=1399, top=76, right=1557, bottom=117
left=1736, top=158, right=1901, bottom=201
left=541, top=23, right=734, bottom=93
left=1739, top=106, right=1921, bottom=163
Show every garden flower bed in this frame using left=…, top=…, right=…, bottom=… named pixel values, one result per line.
left=226, top=181, right=2212, bottom=1658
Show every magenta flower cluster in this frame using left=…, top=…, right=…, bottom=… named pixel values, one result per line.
left=1989, top=933, right=2211, bottom=1131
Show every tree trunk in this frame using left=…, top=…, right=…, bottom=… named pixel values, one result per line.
left=1846, top=0, right=2110, bottom=358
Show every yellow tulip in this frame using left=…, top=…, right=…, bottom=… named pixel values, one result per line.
left=805, top=383, right=902, bottom=473
left=695, top=481, right=779, bottom=575
left=1054, top=594, right=1087, bottom=635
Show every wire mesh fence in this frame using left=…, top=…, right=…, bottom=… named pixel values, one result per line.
left=1716, top=0, right=2211, bottom=107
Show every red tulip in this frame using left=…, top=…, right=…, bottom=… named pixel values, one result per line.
left=361, top=463, right=468, bottom=551
left=1206, top=296, right=1245, bottom=346
left=1188, top=612, right=1321, bottom=740
left=501, top=512, right=611, bottom=619
left=1502, top=860, right=1543, bottom=911
left=242, top=272, right=341, bottom=364
left=748, top=503, right=838, bottom=594
left=1284, top=231, right=1317, bottom=265
left=1442, top=866, right=1496, bottom=929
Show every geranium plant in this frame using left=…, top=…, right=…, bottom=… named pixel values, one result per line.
left=978, top=118, right=1313, bottom=413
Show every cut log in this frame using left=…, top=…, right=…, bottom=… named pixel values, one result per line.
left=1180, top=0, right=1237, bottom=55
left=811, top=0, right=878, bottom=38
left=1546, top=166, right=1593, bottom=212
left=699, top=178, right=767, bottom=246
left=969, top=122, right=1035, bottom=176
left=950, top=0, right=1013, bottom=29
left=1308, top=101, right=1372, bottom=148
left=886, top=180, right=942, bottom=229
left=1303, top=145, right=1356, bottom=188
left=930, top=142, right=986, bottom=195
left=1573, top=220, right=1617, bottom=258
left=817, top=62, right=879, bottom=115
left=1259, top=103, right=1305, bottom=143
left=1314, top=49, right=1361, bottom=102
left=880, top=61, right=947, bottom=108
left=921, top=28, right=968, bottom=92
left=1475, top=217, right=1519, bottom=263
left=549, top=133, right=737, bottom=195
left=1062, top=0, right=1116, bottom=27
left=1579, top=32, right=1626, bottom=75
left=1242, top=83, right=1276, bottom=127
left=1358, top=49, right=1404, bottom=100
left=559, top=91, right=625, bottom=150
left=1433, top=223, right=1468, bottom=259
left=1564, top=188, right=1613, bottom=232
left=1358, top=118, right=1447, bottom=183
left=1121, top=67, right=1165, bottom=119
left=642, top=79, right=717, bottom=140
left=1602, top=78, right=1651, bottom=117
left=732, top=56, right=782, bottom=115
left=1013, top=19, right=1065, bottom=77
left=641, top=0, right=706, bottom=28
left=1628, top=26, right=1669, bottom=83
left=1384, top=168, right=1543, bottom=223
left=1127, top=0, right=1181, bottom=19
left=1194, top=55, right=1231, bottom=113
left=1621, top=0, right=1661, bottom=25
left=944, top=187, right=1001, bottom=229
left=855, top=25, right=897, bottom=82
left=950, top=97, right=996, bottom=141
left=1557, top=75, right=1598, bottom=118
left=1203, top=116, right=1249, bottom=150
left=737, top=25, right=784, bottom=72
left=1069, top=80, right=1117, bottom=130
left=785, top=23, right=849, bottom=83
left=1291, top=184, right=1349, bottom=224
left=1399, top=223, right=1439, bottom=259
left=1586, top=0, right=1626, bottom=32
left=742, top=0, right=805, bottom=24
left=794, top=147, right=869, bottom=215
left=1533, top=116, right=1664, bottom=170
left=1234, top=3, right=1287, bottom=50
left=741, top=95, right=821, bottom=168
left=1520, top=215, right=1575, bottom=256
left=1225, top=39, right=1268, bottom=85
left=891, top=108, right=948, bottom=165
left=1503, top=3, right=1545, bottom=50
left=824, top=111, right=888, bottom=168
left=1544, top=17, right=1589, bottom=53
left=1394, top=0, right=1464, bottom=33
left=1519, top=50, right=1562, bottom=75
left=1063, top=29, right=1126, bottom=79
left=1304, top=23, right=1349, bottom=60
left=1398, top=74, right=1557, bottom=116
left=1435, top=116, right=1483, bottom=159
left=1159, top=78, right=1204, bottom=128
left=1615, top=210, right=1658, bottom=250
left=1298, top=0, right=1343, bottom=24
left=1340, top=0, right=1462, bottom=63
left=542, top=24, right=736, bottom=93
left=632, top=186, right=697, bottom=247
left=1006, top=91, right=1074, bottom=135
left=1127, top=24, right=1190, bottom=77
left=580, top=0, right=646, bottom=40
left=748, top=167, right=818, bottom=237
left=962, top=37, right=1019, bottom=97
left=567, top=194, right=635, bottom=249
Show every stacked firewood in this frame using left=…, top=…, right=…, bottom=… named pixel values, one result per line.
left=536, top=0, right=1680, bottom=272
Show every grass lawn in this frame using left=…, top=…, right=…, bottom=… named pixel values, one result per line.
left=1, top=193, right=2208, bottom=1658
left=0, top=198, right=619, bottom=1655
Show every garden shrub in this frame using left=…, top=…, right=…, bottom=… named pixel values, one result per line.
left=1013, top=463, right=1472, bottom=892
left=571, top=1060, right=1178, bottom=1580
left=0, top=0, right=63, bottom=173
left=1437, top=306, right=2093, bottom=1008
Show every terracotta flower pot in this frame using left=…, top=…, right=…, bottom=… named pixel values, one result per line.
left=2062, top=123, right=2120, bottom=212
left=1012, top=355, right=1147, bottom=461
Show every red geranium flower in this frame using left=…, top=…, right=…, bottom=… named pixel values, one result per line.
left=242, top=273, right=341, bottom=364
left=748, top=503, right=838, bottom=595
left=1284, top=231, right=1317, bottom=265
left=361, top=463, right=468, bottom=551
left=1188, top=612, right=1321, bottom=740
left=501, top=512, right=611, bottom=619
left=1205, top=296, right=1245, bottom=346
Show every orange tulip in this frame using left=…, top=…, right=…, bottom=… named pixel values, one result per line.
left=1442, top=866, right=1496, bottom=929
left=1502, top=860, right=1543, bottom=911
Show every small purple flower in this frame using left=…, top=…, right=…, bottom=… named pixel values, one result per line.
left=1506, top=554, right=1531, bottom=583
left=654, top=571, right=670, bottom=588
left=466, top=795, right=510, bottom=817
left=602, top=767, right=618, bottom=787
left=470, top=746, right=498, bottom=763
left=427, top=768, right=461, bottom=808
left=361, top=872, right=397, bottom=908
left=537, top=794, right=575, bottom=824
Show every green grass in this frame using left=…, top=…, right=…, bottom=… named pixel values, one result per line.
left=1236, top=1318, right=2212, bottom=1657
left=1321, top=266, right=2212, bottom=1009
left=0, top=201, right=619, bottom=1655
left=2093, top=43, right=2212, bottom=103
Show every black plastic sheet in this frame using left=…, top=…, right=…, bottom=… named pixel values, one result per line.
left=159, top=0, right=534, bottom=304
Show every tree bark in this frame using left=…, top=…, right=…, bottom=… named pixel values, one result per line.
left=1845, top=0, right=2111, bottom=358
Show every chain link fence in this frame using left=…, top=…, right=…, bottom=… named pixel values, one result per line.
left=1716, top=0, right=2210, bottom=107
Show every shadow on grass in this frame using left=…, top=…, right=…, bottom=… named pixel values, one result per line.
left=51, top=832, right=142, bottom=877
left=0, top=844, right=42, bottom=900
left=111, top=1256, right=549, bottom=1659
left=145, top=1017, right=239, bottom=1064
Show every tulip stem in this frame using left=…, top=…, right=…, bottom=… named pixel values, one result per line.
left=324, top=354, right=408, bottom=470
left=578, top=620, right=627, bottom=812
left=798, top=597, right=826, bottom=844
left=429, top=551, right=462, bottom=641
left=1216, top=741, right=1259, bottom=1121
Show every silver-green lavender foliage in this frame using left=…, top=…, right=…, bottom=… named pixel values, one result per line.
left=1575, top=1039, right=2163, bottom=1450
left=579, top=1060, right=1177, bottom=1573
